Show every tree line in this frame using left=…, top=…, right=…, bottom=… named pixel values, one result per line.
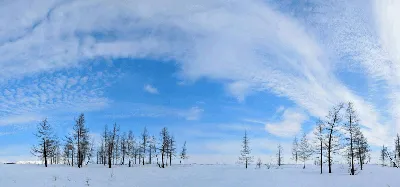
left=31, top=113, right=188, bottom=168
left=239, top=102, right=371, bottom=176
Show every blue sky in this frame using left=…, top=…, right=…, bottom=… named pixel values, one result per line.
left=0, top=0, right=399, bottom=163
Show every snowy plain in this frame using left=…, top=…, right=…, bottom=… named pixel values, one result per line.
left=0, top=164, right=397, bottom=187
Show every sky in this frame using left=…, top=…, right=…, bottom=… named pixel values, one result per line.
left=0, top=0, right=399, bottom=164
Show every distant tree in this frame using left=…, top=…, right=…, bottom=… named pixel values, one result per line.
left=380, top=145, right=387, bottom=167
left=120, top=132, right=127, bottom=165
left=299, top=133, right=313, bottom=169
left=256, top=158, right=262, bottom=169
left=291, top=136, right=299, bottom=164
left=113, top=133, right=120, bottom=165
left=325, top=103, right=344, bottom=173
left=85, top=137, right=95, bottom=165
left=107, top=123, right=119, bottom=168
left=148, top=135, right=157, bottom=165
left=343, top=102, right=359, bottom=175
left=180, top=141, right=188, bottom=164
left=277, top=144, right=284, bottom=166
left=395, top=134, right=400, bottom=166
left=102, top=125, right=108, bottom=166
left=169, top=135, right=176, bottom=166
left=73, top=113, right=90, bottom=168
left=31, top=119, right=55, bottom=167
left=141, top=127, right=149, bottom=165
left=127, top=130, right=135, bottom=167
left=64, top=134, right=74, bottom=166
left=239, top=131, right=253, bottom=169
left=159, top=127, right=170, bottom=168
left=354, top=129, right=369, bottom=170
left=313, top=119, right=324, bottom=174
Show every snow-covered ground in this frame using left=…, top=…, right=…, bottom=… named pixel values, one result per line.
left=0, top=164, right=397, bottom=187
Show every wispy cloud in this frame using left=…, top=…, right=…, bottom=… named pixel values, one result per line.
left=144, top=84, right=159, bottom=94
left=265, top=108, right=308, bottom=138
left=0, top=69, right=117, bottom=126
left=104, top=103, right=204, bottom=121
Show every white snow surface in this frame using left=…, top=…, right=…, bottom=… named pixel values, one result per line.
left=0, top=164, right=397, bottom=187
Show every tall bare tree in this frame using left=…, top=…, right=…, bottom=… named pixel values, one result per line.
left=299, top=133, right=312, bottom=169
left=354, top=128, right=369, bottom=170
left=291, top=136, right=299, bottom=164
left=325, top=103, right=344, bottom=173
left=127, top=130, right=135, bottom=167
left=343, top=102, right=359, bottom=175
left=239, top=131, right=253, bottom=169
left=180, top=141, right=188, bottom=164
left=159, top=127, right=169, bottom=168
left=313, top=119, right=324, bottom=174
left=32, top=118, right=55, bottom=167
left=277, top=144, right=283, bottom=166
left=169, top=135, right=176, bottom=166
left=141, top=127, right=149, bottom=165
left=107, top=123, right=119, bottom=168
left=73, top=113, right=90, bottom=168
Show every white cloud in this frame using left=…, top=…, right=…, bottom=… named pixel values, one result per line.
left=0, top=70, right=116, bottom=126
left=184, top=106, right=204, bottom=121
left=144, top=84, right=159, bottom=94
left=265, top=108, right=308, bottom=137
left=104, top=103, right=203, bottom=121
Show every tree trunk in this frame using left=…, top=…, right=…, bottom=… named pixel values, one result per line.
left=162, top=152, right=165, bottom=168
left=169, top=152, right=172, bottom=166
left=44, top=139, right=48, bottom=167
left=328, top=129, right=332, bottom=173
left=350, top=133, right=355, bottom=175
left=320, top=141, right=323, bottom=174
left=359, top=147, right=363, bottom=170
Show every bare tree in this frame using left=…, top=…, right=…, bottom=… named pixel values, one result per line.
left=313, top=119, right=324, bottom=174
left=299, top=133, right=313, bottom=169
left=73, top=113, right=90, bottom=168
left=120, top=132, right=127, bottom=165
left=141, top=127, right=149, bottom=165
left=239, top=131, right=253, bottom=169
left=169, top=135, right=176, bottom=166
left=395, top=134, right=400, bottom=166
left=256, top=158, right=262, bottom=169
left=277, top=144, right=283, bottom=166
left=31, top=119, right=55, bottom=167
left=291, top=136, right=299, bottom=164
left=148, top=135, right=157, bottom=165
left=159, top=127, right=170, bottom=168
left=325, top=103, right=344, bottom=173
left=102, top=125, right=108, bottom=166
left=354, top=129, right=369, bottom=170
left=107, top=123, right=119, bottom=168
left=127, top=130, right=134, bottom=167
left=380, top=145, right=387, bottom=167
left=180, top=141, right=188, bottom=164
left=343, top=102, right=360, bottom=175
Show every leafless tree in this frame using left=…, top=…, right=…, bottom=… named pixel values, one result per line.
left=31, top=118, right=55, bottom=167
left=343, top=102, right=360, bottom=175
left=291, top=136, right=299, bottom=164
left=239, top=131, right=253, bottom=169
left=277, top=144, right=283, bottom=166
left=313, top=119, right=324, bottom=174
left=325, top=103, right=344, bottom=173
